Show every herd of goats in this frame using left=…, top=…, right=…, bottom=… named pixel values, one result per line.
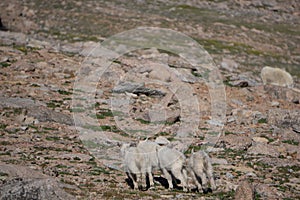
left=120, top=136, right=216, bottom=193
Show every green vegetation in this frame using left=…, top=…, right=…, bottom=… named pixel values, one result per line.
left=70, top=107, right=86, bottom=113
left=0, top=124, right=7, bottom=129
left=13, top=45, right=40, bottom=55
left=46, top=136, right=61, bottom=141
left=282, top=140, right=299, bottom=146
left=88, top=166, right=110, bottom=175
left=58, top=89, right=73, bottom=95
left=96, top=109, right=114, bottom=119
left=0, top=61, right=11, bottom=67
left=46, top=100, right=63, bottom=108
left=257, top=118, right=267, bottom=124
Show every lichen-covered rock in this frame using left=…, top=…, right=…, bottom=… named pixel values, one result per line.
left=0, top=177, right=74, bottom=200
left=234, top=180, right=254, bottom=200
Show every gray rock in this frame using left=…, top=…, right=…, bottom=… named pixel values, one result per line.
left=166, top=110, right=181, bottom=124
left=234, top=180, right=254, bottom=200
left=0, top=97, right=73, bottom=125
left=268, top=109, right=300, bottom=129
left=219, top=135, right=252, bottom=150
left=247, top=143, right=280, bottom=157
left=255, top=184, right=282, bottom=199
left=27, top=106, right=73, bottom=125
left=220, top=58, right=238, bottom=72
left=0, top=178, right=74, bottom=200
left=155, top=136, right=171, bottom=145
left=211, top=158, right=228, bottom=165
left=292, top=124, right=300, bottom=134
left=264, top=85, right=300, bottom=102
left=261, top=66, right=294, bottom=87
left=226, top=172, right=234, bottom=179
left=256, top=157, right=298, bottom=168
left=0, top=163, right=74, bottom=200
left=112, top=81, right=166, bottom=97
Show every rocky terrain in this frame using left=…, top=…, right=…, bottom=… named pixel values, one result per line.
left=0, top=0, right=299, bottom=199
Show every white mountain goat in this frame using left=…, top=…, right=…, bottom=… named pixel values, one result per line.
left=136, top=140, right=159, bottom=187
left=156, top=145, right=188, bottom=191
left=188, top=150, right=216, bottom=193
left=120, top=143, right=150, bottom=190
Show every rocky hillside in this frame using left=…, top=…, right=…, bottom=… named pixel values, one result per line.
left=0, top=0, right=299, bottom=199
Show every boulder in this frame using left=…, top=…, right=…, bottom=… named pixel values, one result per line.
left=268, top=109, right=300, bottom=129
left=0, top=97, right=73, bottom=125
left=234, top=180, right=254, bottom=200
left=219, top=134, right=252, bottom=150
left=0, top=163, right=74, bottom=200
left=247, top=143, right=280, bottom=157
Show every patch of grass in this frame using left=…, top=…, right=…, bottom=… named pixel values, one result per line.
left=70, top=107, right=86, bottom=113
left=0, top=141, right=11, bottom=145
left=0, top=172, right=9, bottom=177
left=255, top=161, right=271, bottom=169
left=225, top=131, right=235, bottom=135
left=46, top=136, right=61, bottom=141
left=157, top=131, right=169, bottom=136
left=0, top=124, right=7, bottom=129
left=13, top=45, right=40, bottom=55
left=58, top=171, right=73, bottom=176
left=88, top=167, right=110, bottom=175
left=82, top=140, right=105, bottom=149
left=185, top=144, right=202, bottom=155
left=73, top=156, right=81, bottom=161
left=223, top=79, right=234, bottom=87
left=211, top=190, right=235, bottom=199
left=254, top=192, right=262, bottom=200
left=258, top=118, right=267, bottom=124
left=261, top=135, right=274, bottom=143
left=0, top=151, right=11, bottom=156
left=55, top=164, right=69, bottom=169
left=0, top=61, right=11, bottom=67
left=13, top=108, right=23, bottom=115
left=46, top=102, right=59, bottom=109
left=30, top=83, right=40, bottom=87
left=34, top=146, right=71, bottom=152
left=136, top=118, right=151, bottom=124
left=100, top=125, right=121, bottom=133
left=58, top=89, right=72, bottom=95
left=43, top=127, right=58, bottom=131
left=96, top=109, right=114, bottom=119
left=282, top=140, right=299, bottom=146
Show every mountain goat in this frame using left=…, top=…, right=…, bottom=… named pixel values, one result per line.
left=136, top=140, right=159, bottom=187
left=188, top=150, right=216, bottom=193
left=156, top=145, right=188, bottom=191
left=120, top=143, right=150, bottom=190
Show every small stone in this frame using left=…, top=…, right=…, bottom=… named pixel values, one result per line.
left=226, top=172, right=234, bottom=179
left=246, top=172, right=257, bottom=177
left=212, top=158, right=228, bottom=165
left=155, top=136, right=170, bottom=145
left=252, top=137, right=269, bottom=143
left=271, top=101, right=280, bottom=107
left=220, top=58, right=238, bottom=72
left=20, top=126, right=28, bottom=131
